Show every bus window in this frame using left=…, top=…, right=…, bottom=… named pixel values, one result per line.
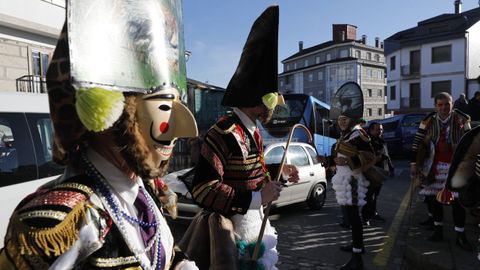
left=272, top=97, right=306, bottom=120
left=258, top=94, right=336, bottom=156
left=0, top=113, right=37, bottom=187
left=261, top=95, right=308, bottom=139
left=314, top=106, right=329, bottom=135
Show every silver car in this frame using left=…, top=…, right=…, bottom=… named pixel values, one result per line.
left=163, top=142, right=327, bottom=220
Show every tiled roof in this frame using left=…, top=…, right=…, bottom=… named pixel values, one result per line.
left=384, top=7, right=480, bottom=55
left=282, top=40, right=352, bottom=62
left=187, top=78, right=225, bottom=91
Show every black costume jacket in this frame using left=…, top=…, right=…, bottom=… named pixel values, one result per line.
left=192, top=114, right=277, bottom=217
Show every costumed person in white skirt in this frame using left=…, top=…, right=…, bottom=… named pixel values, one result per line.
left=410, top=92, right=472, bottom=251
left=330, top=82, right=374, bottom=270
left=0, top=1, right=199, bottom=269
left=179, top=6, right=299, bottom=270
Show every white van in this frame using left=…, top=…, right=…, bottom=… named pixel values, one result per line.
left=0, top=92, right=63, bottom=246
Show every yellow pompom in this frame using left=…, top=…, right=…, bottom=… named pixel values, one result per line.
left=75, top=87, right=125, bottom=132
left=262, top=92, right=279, bottom=110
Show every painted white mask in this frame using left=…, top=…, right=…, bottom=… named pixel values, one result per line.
left=136, top=88, right=197, bottom=165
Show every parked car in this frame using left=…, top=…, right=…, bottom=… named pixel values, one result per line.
left=368, top=113, right=425, bottom=156
left=0, top=92, right=64, bottom=246
left=163, top=142, right=327, bottom=221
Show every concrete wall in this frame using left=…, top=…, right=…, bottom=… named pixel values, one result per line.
left=422, top=39, right=465, bottom=76
left=0, top=0, right=65, bottom=35
left=467, top=21, right=480, bottom=83
left=0, top=37, right=54, bottom=91
left=0, top=0, right=64, bottom=92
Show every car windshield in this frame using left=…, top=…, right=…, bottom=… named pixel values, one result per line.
left=402, top=115, right=423, bottom=127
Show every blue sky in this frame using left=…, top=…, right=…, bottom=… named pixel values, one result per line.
left=183, top=0, right=479, bottom=88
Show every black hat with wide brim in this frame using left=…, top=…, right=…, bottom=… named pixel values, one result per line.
left=221, top=6, right=279, bottom=108
left=330, top=82, right=364, bottom=120
left=447, top=126, right=480, bottom=191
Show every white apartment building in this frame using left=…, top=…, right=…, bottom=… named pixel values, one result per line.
left=384, top=2, right=480, bottom=114
left=0, top=0, right=65, bottom=93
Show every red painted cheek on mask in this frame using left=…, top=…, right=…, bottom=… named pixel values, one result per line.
left=159, top=122, right=169, bottom=133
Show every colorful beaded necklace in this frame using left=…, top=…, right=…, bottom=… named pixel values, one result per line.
left=81, top=154, right=165, bottom=270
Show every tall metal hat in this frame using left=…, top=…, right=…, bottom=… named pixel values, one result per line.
left=221, top=6, right=282, bottom=109
left=47, top=0, right=196, bottom=161
left=329, top=82, right=364, bottom=120
left=446, top=126, right=480, bottom=207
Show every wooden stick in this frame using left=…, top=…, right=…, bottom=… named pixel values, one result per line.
left=251, top=124, right=312, bottom=265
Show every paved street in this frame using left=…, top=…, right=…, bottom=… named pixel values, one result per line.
left=169, top=159, right=414, bottom=269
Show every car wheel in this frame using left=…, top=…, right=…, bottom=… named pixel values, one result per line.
left=307, top=183, right=326, bottom=210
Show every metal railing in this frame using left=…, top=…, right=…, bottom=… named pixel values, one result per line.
left=16, top=75, right=47, bottom=94
left=401, top=65, right=420, bottom=76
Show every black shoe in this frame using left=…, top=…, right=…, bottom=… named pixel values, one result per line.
left=456, top=232, right=473, bottom=251
left=340, top=244, right=365, bottom=254
left=362, top=220, right=370, bottom=227
left=340, top=253, right=363, bottom=270
left=419, top=216, right=434, bottom=226
left=370, top=213, right=386, bottom=223
left=427, top=225, right=443, bottom=242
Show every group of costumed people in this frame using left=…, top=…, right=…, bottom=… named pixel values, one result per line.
left=1, top=1, right=480, bottom=270
left=0, top=1, right=299, bottom=270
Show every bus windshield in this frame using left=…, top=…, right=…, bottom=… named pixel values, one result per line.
left=258, top=94, right=336, bottom=156
left=261, top=95, right=308, bottom=138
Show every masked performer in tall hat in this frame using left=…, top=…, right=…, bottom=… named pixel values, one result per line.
left=446, top=125, right=480, bottom=260
left=330, top=82, right=374, bottom=270
left=410, top=92, right=472, bottom=251
left=179, top=6, right=298, bottom=270
left=0, top=1, right=199, bottom=269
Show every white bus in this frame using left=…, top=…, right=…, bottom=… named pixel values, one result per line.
left=0, top=92, right=63, bottom=246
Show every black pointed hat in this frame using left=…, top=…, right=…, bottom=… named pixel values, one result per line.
left=330, top=82, right=364, bottom=120
left=221, top=6, right=279, bottom=108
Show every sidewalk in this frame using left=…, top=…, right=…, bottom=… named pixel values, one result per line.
left=404, top=194, right=480, bottom=270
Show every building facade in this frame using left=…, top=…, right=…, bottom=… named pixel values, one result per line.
left=384, top=2, right=480, bottom=114
left=278, top=24, right=387, bottom=120
left=0, top=0, right=65, bottom=93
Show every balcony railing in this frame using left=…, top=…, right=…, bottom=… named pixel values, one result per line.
left=16, top=75, right=47, bottom=94
left=401, top=65, right=420, bottom=76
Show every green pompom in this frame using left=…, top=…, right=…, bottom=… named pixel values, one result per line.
left=237, top=240, right=266, bottom=270
left=75, top=87, right=125, bottom=132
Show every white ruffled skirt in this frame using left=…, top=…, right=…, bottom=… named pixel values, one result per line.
left=332, top=165, right=369, bottom=206
left=231, top=208, right=278, bottom=270
left=420, top=161, right=458, bottom=197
